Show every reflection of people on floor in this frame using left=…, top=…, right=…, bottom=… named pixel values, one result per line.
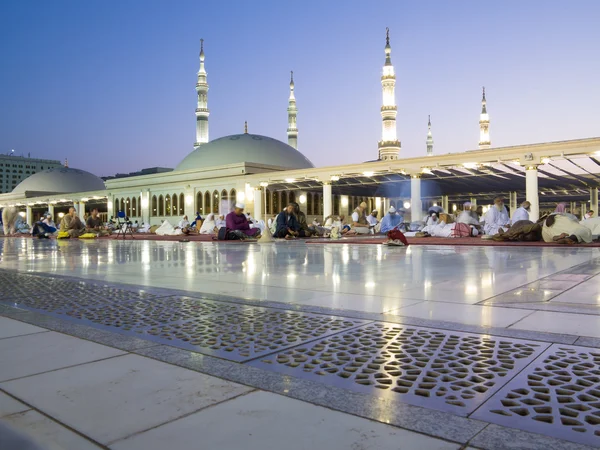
left=199, top=213, right=217, bottom=234
left=542, top=214, right=592, bottom=244
left=483, top=197, right=510, bottom=235
left=86, top=208, right=110, bottom=236
left=275, top=203, right=301, bottom=238
left=226, top=203, right=260, bottom=238
left=379, top=206, right=402, bottom=234
left=60, top=207, right=85, bottom=237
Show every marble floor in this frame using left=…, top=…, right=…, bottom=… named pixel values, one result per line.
left=1, top=238, right=599, bottom=449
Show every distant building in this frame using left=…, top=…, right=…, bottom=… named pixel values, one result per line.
left=0, top=155, right=63, bottom=193
left=101, top=167, right=173, bottom=181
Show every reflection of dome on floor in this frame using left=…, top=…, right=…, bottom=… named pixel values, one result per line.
left=12, top=167, right=106, bottom=194
left=176, top=133, right=314, bottom=172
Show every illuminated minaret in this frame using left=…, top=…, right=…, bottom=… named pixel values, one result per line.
left=287, top=71, right=298, bottom=149
left=194, top=39, right=209, bottom=149
left=478, top=87, right=490, bottom=149
left=378, top=27, right=401, bottom=161
left=426, top=115, right=434, bottom=156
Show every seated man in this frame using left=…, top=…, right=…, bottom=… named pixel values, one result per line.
left=275, top=203, right=301, bottom=238
left=483, top=197, right=510, bottom=235
left=350, top=202, right=371, bottom=234
left=456, top=202, right=481, bottom=235
left=32, top=212, right=58, bottom=239
left=292, top=202, right=314, bottom=237
left=379, top=206, right=402, bottom=233
left=178, top=215, right=196, bottom=235
left=225, top=203, right=260, bottom=239
left=60, top=207, right=85, bottom=238
left=511, top=201, right=531, bottom=224
left=366, top=210, right=379, bottom=227
left=542, top=213, right=592, bottom=244
left=86, top=208, right=110, bottom=236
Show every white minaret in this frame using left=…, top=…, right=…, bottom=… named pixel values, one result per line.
left=378, top=27, right=401, bottom=161
left=194, top=39, right=209, bottom=149
left=287, top=71, right=298, bottom=149
left=426, top=115, right=434, bottom=156
left=478, top=86, right=490, bottom=149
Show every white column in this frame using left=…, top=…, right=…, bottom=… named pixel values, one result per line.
left=322, top=183, right=332, bottom=220
left=581, top=202, right=587, bottom=220
left=141, top=190, right=150, bottom=225
left=48, top=204, right=55, bottom=222
left=526, top=166, right=539, bottom=221
left=26, top=206, right=32, bottom=225
left=590, top=188, right=598, bottom=218
left=375, top=196, right=383, bottom=218
left=107, top=196, right=114, bottom=220
left=441, top=195, right=449, bottom=213
left=570, top=201, right=576, bottom=217
left=509, top=192, right=517, bottom=218
left=410, top=175, right=422, bottom=221
left=340, top=195, right=350, bottom=217
left=184, top=188, right=194, bottom=220
left=469, top=197, right=477, bottom=208
left=253, top=187, right=263, bottom=221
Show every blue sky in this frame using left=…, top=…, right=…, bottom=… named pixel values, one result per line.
left=1, top=0, right=599, bottom=176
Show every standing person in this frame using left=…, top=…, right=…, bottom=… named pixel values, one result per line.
left=351, top=202, right=370, bottom=234
left=511, top=201, right=531, bottom=224
left=483, top=197, right=510, bottom=235
left=275, top=203, right=301, bottom=238
left=225, top=203, right=260, bottom=238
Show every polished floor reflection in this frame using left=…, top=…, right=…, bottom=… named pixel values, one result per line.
left=1, top=238, right=599, bottom=335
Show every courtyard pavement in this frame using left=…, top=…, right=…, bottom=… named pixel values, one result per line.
left=0, top=238, right=599, bottom=449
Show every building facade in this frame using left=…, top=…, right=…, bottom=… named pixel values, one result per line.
left=0, top=155, right=63, bottom=194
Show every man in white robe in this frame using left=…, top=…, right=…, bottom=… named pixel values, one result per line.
left=511, top=201, right=531, bottom=224
left=483, top=197, right=511, bottom=235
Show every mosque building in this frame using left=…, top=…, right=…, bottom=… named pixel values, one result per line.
left=1, top=30, right=600, bottom=226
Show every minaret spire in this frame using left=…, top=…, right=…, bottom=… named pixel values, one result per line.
left=426, top=115, right=434, bottom=156
left=244, top=121, right=248, bottom=134
left=478, top=86, right=490, bottom=149
left=287, top=70, right=298, bottom=149
left=378, top=27, right=401, bottom=161
left=194, top=38, right=210, bottom=149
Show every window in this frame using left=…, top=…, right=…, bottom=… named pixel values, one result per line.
left=158, top=195, right=164, bottom=216
left=204, top=191, right=210, bottom=214
left=307, top=193, right=313, bottom=215
left=196, top=192, right=203, bottom=214
left=229, top=189, right=236, bottom=210
left=212, top=190, right=219, bottom=213
left=165, top=195, right=171, bottom=216
left=221, top=189, right=229, bottom=212
left=171, top=193, right=178, bottom=216
left=266, top=190, right=272, bottom=214
left=289, top=191, right=296, bottom=204
left=151, top=196, right=157, bottom=216
left=333, top=195, right=339, bottom=215
left=126, top=197, right=131, bottom=217
left=179, top=193, right=184, bottom=215
left=131, top=197, right=137, bottom=216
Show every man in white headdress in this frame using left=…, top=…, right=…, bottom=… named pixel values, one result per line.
left=483, top=197, right=511, bottom=235
left=225, top=203, right=260, bottom=238
left=351, top=202, right=371, bottom=234
left=511, top=201, right=531, bottom=224
left=456, top=202, right=481, bottom=236
left=379, top=206, right=403, bottom=234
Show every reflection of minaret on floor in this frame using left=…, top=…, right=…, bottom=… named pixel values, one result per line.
left=479, top=87, right=490, bottom=149
left=287, top=71, right=298, bottom=149
left=426, top=115, right=434, bottom=156
left=378, top=27, right=401, bottom=161
left=194, top=39, right=210, bottom=149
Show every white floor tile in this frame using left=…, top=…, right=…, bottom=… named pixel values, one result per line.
left=298, top=292, right=423, bottom=313
left=1, top=354, right=252, bottom=445
left=0, top=332, right=125, bottom=382
left=111, top=391, right=458, bottom=450
left=389, top=302, right=533, bottom=328
left=509, top=310, right=600, bottom=337
left=0, top=392, right=29, bottom=418
left=0, top=317, right=47, bottom=340
left=1, top=410, right=101, bottom=449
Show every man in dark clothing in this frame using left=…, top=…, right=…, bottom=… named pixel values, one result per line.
left=275, top=203, right=301, bottom=238
left=292, top=202, right=314, bottom=237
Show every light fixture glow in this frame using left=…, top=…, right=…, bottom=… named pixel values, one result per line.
left=341, top=197, right=349, bottom=207
left=403, top=201, right=411, bottom=209
left=260, top=182, right=269, bottom=187
left=185, top=195, right=193, bottom=206
left=299, top=194, right=307, bottom=204
left=541, top=157, right=552, bottom=164
left=463, top=162, right=478, bottom=169
left=285, top=178, right=295, bottom=183
left=433, top=202, right=438, bottom=207
left=421, top=168, right=432, bottom=175
left=236, top=192, right=246, bottom=202
left=80, top=197, right=89, bottom=202
left=452, top=204, right=457, bottom=211
left=18, top=212, right=26, bottom=218
left=330, top=175, right=340, bottom=181
left=363, top=171, right=374, bottom=177
left=58, top=212, right=65, bottom=218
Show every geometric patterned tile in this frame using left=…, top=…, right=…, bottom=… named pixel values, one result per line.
left=249, top=322, right=549, bottom=415
left=471, top=344, right=600, bottom=447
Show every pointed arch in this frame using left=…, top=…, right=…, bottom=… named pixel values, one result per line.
left=131, top=197, right=137, bottom=216
left=179, top=193, right=185, bottom=215
left=204, top=191, right=211, bottom=214
left=212, top=190, right=219, bottom=213
left=307, top=193, right=313, bottom=215
left=165, top=195, right=171, bottom=216
left=196, top=191, right=203, bottom=214
left=288, top=191, right=296, bottom=204
left=171, top=193, right=178, bottom=216
left=158, top=195, right=164, bottom=216
left=266, top=189, right=272, bottom=215
left=151, top=195, right=157, bottom=217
